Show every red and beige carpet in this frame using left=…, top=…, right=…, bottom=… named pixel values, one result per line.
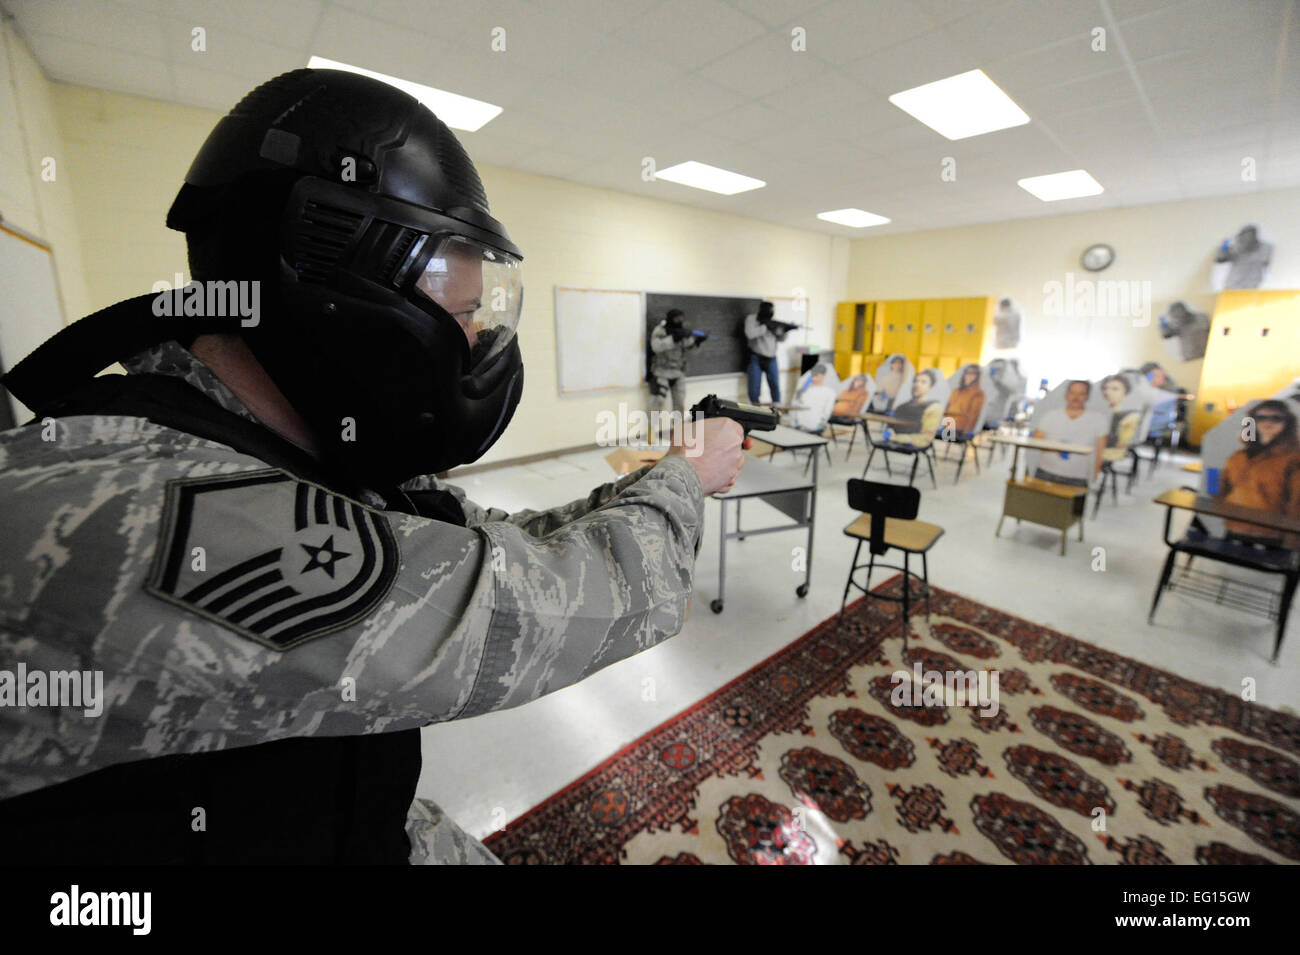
left=484, top=579, right=1300, bottom=865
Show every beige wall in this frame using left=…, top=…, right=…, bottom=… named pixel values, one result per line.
left=0, top=21, right=89, bottom=325
left=845, top=189, right=1300, bottom=390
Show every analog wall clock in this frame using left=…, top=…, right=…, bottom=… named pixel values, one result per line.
left=1081, top=243, right=1115, bottom=271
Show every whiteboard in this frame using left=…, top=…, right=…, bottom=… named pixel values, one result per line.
left=554, top=287, right=645, bottom=396
left=0, top=223, right=66, bottom=423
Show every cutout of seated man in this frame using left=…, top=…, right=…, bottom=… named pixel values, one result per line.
left=786, top=363, right=838, bottom=433
left=945, top=363, right=986, bottom=436
left=1031, top=379, right=1108, bottom=487
left=1218, top=399, right=1300, bottom=549
left=888, top=369, right=945, bottom=447
left=1100, top=374, right=1143, bottom=450
left=833, top=374, right=873, bottom=419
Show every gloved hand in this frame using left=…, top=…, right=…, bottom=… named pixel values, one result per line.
left=691, top=330, right=709, bottom=344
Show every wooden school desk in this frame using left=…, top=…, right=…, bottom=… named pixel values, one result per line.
left=1149, top=489, right=1300, bottom=661
left=989, top=433, right=1095, bottom=556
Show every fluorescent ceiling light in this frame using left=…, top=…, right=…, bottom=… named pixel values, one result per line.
left=888, top=69, right=1029, bottom=140
left=817, top=208, right=890, bottom=228
left=1017, top=169, right=1105, bottom=201
left=307, top=56, right=502, bottom=131
left=654, top=161, right=765, bottom=195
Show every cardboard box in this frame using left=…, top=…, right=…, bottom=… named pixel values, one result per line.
left=605, top=447, right=667, bottom=474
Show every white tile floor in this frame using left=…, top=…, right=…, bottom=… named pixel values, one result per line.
left=418, top=437, right=1300, bottom=841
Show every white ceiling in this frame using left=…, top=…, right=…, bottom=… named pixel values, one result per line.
left=5, top=0, right=1297, bottom=237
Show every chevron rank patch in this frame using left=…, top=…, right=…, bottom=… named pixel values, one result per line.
left=146, top=470, right=399, bottom=650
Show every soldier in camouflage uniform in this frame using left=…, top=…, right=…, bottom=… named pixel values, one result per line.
left=0, top=69, right=745, bottom=864
left=648, top=309, right=704, bottom=434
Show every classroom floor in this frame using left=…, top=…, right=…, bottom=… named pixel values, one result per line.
left=418, top=436, right=1300, bottom=844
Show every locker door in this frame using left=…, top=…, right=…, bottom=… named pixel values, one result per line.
left=919, top=299, right=943, bottom=356
left=899, top=300, right=922, bottom=364
left=938, top=299, right=965, bottom=357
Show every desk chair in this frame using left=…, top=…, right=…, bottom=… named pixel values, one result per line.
left=1092, top=447, right=1140, bottom=517
left=863, top=434, right=938, bottom=489
left=1149, top=508, right=1299, bottom=663
left=838, top=479, right=944, bottom=654
left=940, top=431, right=982, bottom=483
left=828, top=415, right=862, bottom=461
left=813, top=420, right=853, bottom=468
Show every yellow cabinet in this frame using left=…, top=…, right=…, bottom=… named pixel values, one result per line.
left=834, top=295, right=995, bottom=381
left=1191, top=289, right=1300, bottom=445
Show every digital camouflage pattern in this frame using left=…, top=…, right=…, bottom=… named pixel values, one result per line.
left=121, top=340, right=260, bottom=423
left=0, top=345, right=705, bottom=863
left=406, top=797, right=502, bottom=866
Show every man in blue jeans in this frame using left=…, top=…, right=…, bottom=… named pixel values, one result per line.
left=745, top=301, right=782, bottom=404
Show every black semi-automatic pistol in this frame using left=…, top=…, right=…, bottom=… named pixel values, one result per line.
left=689, top=394, right=778, bottom=436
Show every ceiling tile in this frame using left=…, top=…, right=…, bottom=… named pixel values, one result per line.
left=609, top=0, right=769, bottom=70
left=694, top=31, right=830, bottom=97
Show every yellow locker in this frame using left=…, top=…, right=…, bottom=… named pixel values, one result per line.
left=936, top=355, right=961, bottom=376
left=870, top=303, right=885, bottom=354
left=918, top=354, right=938, bottom=373
left=954, top=297, right=986, bottom=360
left=899, top=301, right=922, bottom=364
left=1191, top=290, right=1300, bottom=445
left=938, top=299, right=966, bottom=356
left=833, top=302, right=856, bottom=357
left=919, top=299, right=943, bottom=356
left=968, top=296, right=994, bottom=362
left=880, top=301, right=903, bottom=356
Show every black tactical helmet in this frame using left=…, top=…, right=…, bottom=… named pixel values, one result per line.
left=167, top=68, right=525, bottom=484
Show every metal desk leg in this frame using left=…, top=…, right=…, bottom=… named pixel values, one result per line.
left=1275, top=570, right=1298, bottom=662
left=798, top=446, right=816, bottom=599
left=712, top=498, right=727, bottom=614
left=901, top=551, right=911, bottom=656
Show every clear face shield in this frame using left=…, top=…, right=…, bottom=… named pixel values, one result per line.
left=412, top=234, right=523, bottom=372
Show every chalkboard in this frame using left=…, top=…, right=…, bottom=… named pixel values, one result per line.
left=645, top=292, right=760, bottom=379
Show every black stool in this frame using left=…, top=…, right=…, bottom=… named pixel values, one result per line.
left=838, top=479, right=945, bottom=654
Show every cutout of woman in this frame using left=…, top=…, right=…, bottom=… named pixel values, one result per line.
left=833, top=373, right=873, bottom=419
left=945, top=364, right=986, bottom=436
left=1100, top=374, right=1142, bottom=450
left=1218, top=399, right=1300, bottom=548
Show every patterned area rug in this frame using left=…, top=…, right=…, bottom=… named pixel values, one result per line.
left=484, top=578, right=1300, bottom=865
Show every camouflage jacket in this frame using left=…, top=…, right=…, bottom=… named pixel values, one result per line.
left=0, top=343, right=705, bottom=862
left=648, top=321, right=697, bottom=378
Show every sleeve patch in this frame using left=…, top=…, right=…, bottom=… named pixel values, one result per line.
left=145, top=469, right=399, bottom=650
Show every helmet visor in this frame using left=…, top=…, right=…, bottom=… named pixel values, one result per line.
left=413, top=235, right=523, bottom=371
